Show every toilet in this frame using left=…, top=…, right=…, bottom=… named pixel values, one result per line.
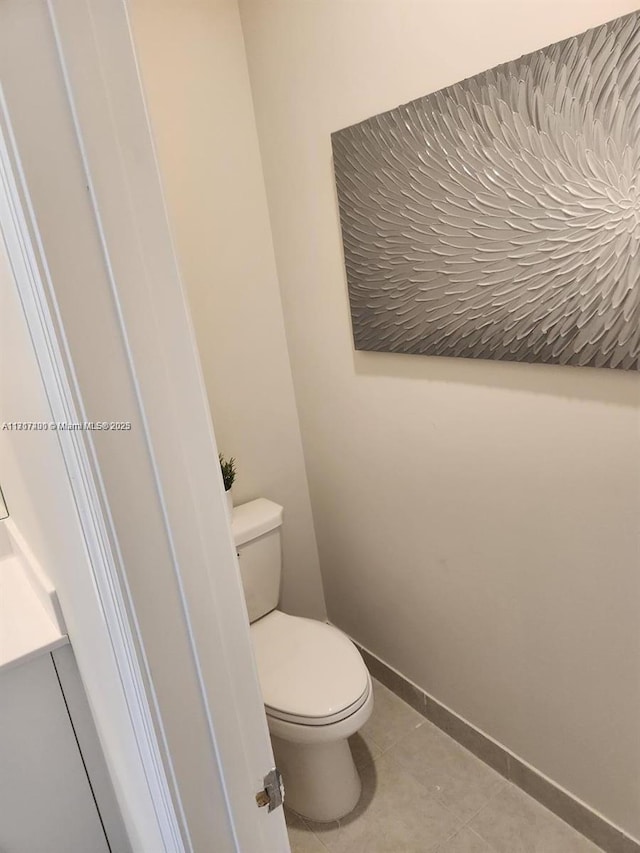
left=232, top=498, right=373, bottom=822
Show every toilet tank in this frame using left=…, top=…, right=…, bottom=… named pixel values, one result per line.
left=231, top=499, right=283, bottom=623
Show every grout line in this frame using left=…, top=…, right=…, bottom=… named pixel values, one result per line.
left=453, top=781, right=506, bottom=840
left=464, top=824, right=501, bottom=853
left=308, top=828, right=331, bottom=852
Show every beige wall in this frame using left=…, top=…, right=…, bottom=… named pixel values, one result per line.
left=129, top=0, right=326, bottom=619
left=238, top=0, right=640, bottom=838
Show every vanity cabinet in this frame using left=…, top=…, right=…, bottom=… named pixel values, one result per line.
left=0, top=646, right=129, bottom=853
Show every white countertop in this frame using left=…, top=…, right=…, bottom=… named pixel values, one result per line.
left=0, top=554, right=68, bottom=672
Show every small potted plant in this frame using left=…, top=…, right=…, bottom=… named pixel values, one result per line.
left=219, top=453, right=236, bottom=516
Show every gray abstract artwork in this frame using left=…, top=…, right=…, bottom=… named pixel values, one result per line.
left=332, top=13, right=640, bottom=370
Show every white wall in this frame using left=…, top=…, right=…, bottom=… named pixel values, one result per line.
left=128, top=0, right=326, bottom=620
left=238, top=0, right=640, bottom=838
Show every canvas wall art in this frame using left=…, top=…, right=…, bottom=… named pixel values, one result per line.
left=332, top=13, right=640, bottom=370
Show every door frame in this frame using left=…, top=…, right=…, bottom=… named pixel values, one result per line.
left=0, top=0, right=290, bottom=850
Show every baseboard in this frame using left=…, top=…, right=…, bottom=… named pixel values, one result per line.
left=353, top=641, right=640, bottom=853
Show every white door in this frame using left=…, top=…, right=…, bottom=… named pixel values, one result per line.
left=0, top=1, right=290, bottom=850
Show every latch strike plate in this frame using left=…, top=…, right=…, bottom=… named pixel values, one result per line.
left=255, top=767, right=284, bottom=812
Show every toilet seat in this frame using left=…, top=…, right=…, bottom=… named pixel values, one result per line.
left=250, top=610, right=370, bottom=726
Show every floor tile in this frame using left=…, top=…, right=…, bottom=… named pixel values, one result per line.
left=388, top=720, right=505, bottom=822
left=360, top=679, right=425, bottom=753
left=285, top=808, right=328, bottom=853
left=432, top=826, right=496, bottom=852
left=285, top=681, right=605, bottom=853
left=468, top=784, right=603, bottom=853
left=306, top=752, right=461, bottom=853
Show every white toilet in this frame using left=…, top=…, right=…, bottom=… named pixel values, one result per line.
left=232, top=498, right=373, bottom=822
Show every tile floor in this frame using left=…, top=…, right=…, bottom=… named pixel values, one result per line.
left=285, top=679, right=603, bottom=853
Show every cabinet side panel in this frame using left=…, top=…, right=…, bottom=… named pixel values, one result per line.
left=53, top=645, right=133, bottom=853
left=0, top=654, right=110, bottom=853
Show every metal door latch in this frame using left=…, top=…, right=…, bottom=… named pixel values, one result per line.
left=255, top=767, right=284, bottom=812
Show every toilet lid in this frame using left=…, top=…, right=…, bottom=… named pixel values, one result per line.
left=250, top=611, right=370, bottom=725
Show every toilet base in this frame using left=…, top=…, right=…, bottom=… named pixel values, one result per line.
left=271, top=734, right=361, bottom=822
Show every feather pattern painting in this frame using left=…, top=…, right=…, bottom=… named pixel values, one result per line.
left=332, top=12, right=640, bottom=369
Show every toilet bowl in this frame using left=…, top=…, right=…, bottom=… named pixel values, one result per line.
left=232, top=499, right=373, bottom=822
left=251, top=609, right=373, bottom=821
